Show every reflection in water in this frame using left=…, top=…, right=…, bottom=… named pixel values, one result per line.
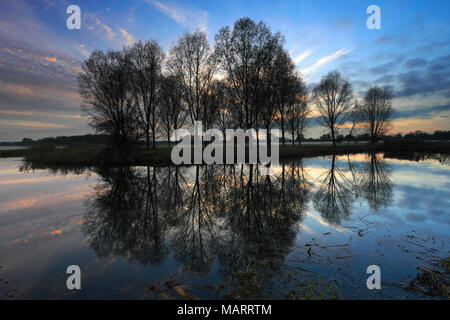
left=2, top=152, right=447, bottom=299
left=81, top=154, right=394, bottom=297
left=313, top=153, right=393, bottom=225
left=313, top=155, right=354, bottom=225
left=83, top=161, right=310, bottom=297
left=359, top=153, right=393, bottom=211
left=83, top=166, right=171, bottom=265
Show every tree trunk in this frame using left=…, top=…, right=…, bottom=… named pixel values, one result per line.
left=331, top=128, right=336, bottom=148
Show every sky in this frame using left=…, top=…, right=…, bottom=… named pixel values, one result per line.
left=0, top=0, right=449, bottom=141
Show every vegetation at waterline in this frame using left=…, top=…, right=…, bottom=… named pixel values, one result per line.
left=2, top=141, right=449, bottom=166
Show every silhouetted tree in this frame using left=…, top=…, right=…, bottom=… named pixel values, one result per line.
left=286, top=77, right=309, bottom=145
left=78, top=50, right=139, bottom=150
left=128, top=40, right=165, bottom=149
left=272, top=50, right=297, bottom=145
left=168, top=30, right=217, bottom=128
left=357, top=86, right=393, bottom=144
left=159, top=75, right=187, bottom=145
left=215, top=17, right=283, bottom=131
left=312, top=71, right=353, bottom=147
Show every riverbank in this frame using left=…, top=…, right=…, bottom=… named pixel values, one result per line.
left=1, top=141, right=449, bottom=166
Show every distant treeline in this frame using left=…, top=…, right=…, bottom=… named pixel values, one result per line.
left=3, top=130, right=448, bottom=147
left=1, top=134, right=112, bottom=146
left=316, top=130, right=450, bottom=143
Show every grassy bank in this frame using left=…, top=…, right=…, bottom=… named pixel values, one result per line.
left=0, top=148, right=30, bottom=158
left=2, top=141, right=449, bottom=166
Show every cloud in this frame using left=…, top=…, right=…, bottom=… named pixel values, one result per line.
left=146, top=0, right=208, bottom=31
left=428, top=55, right=450, bottom=71
left=44, top=57, right=57, bottom=62
left=0, top=110, right=84, bottom=120
left=369, top=62, right=397, bottom=75
left=91, top=16, right=116, bottom=40
left=332, top=18, right=352, bottom=29
left=395, top=70, right=450, bottom=98
left=392, top=104, right=450, bottom=120
left=118, top=27, right=136, bottom=46
left=404, top=58, right=427, bottom=69
left=293, top=49, right=314, bottom=64
left=376, top=35, right=395, bottom=44
left=0, top=120, right=69, bottom=129
left=302, top=48, right=353, bottom=74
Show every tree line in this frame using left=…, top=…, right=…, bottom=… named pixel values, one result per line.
left=78, top=17, right=394, bottom=150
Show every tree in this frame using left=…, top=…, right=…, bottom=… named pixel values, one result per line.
left=272, top=50, right=297, bottom=145
left=209, top=80, right=232, bottom=137
left=312, top=71, right=353, bottom=147
left=286, top=76, right=309, bottom=145
left=128, top=40, right=165, bottom=149
left=215, top=17, right=283, bottom=131
left=159, top=75, right=188, bottom=145
left=168, top=30, right=217, bottom=128
left=258, top=46, right=285, bottom=138
left=78, top=49, right=139, bottom=150
left=357, top=86, right=393, bottom=144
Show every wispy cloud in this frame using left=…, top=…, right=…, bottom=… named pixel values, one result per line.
left=0, top=110, right=84, bottom=119
left=95, top=17, right=116, bottom=40
left=0, top=120, right=69, bottom=129
left=146, top=0, right=208, bottom=31
left=293, top=49, right=314, bottom=64
left=302, top=47, right=354, bottom=74
left=118, top=27, right=136, bottom=46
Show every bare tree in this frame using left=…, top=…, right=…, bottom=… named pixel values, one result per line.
left=78, top=49, right=139, bottom=150
left=272, top=50, right=297, bottom=145
left=128, top=40, right=165, bottom=149
left=259, top=46, right=287, bottom=138
left=286, top=77, right=310, bottom=145
left=167, top=30, right=217, bottom=129
left=159, top=75, right=188, bottom=146
left=215, top=17, right=283, bottom=131
left=209, top=80, right=232, bottom=137
left=312, top=71, right=353, bottom=147
left=357, top=86, right=393, bottom=144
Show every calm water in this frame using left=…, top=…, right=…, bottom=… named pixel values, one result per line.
left=0, top=153, right=448, bottom=299
left=0, top=146, right=29, bottom=150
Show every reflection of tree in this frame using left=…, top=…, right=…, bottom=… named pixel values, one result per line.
left=217, top=162, right=309, bottom=299
left=83, top=162, right=311, bottom=297
left=168, top=165, right=220, bottom=274
left=313, top=153, right=394, bottom=225
left=83, top=166, right=170, bottom=265
left=313, top=155, right=354, bottom=225
left=359, top=153, right=393, bottom=211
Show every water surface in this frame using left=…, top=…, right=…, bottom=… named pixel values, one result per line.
left=0, top=153, right=448, bottom=299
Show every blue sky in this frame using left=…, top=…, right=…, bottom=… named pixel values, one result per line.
left=0, top=0, right=449, bottom=141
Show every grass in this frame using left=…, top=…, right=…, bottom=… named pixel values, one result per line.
left=0, top=149, right=30, bottom=158
left=1, top=141, right=449, bottom=166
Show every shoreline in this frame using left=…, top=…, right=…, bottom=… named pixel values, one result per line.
left=1, top=141, right=449, bottom=167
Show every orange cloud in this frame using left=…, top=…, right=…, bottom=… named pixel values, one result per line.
left=0, top=120, right=69, bottom=129
left=0, top=110, right=85, bottom=119
left=44, top=56, right=57, bottom=62
left=391, top=115, right=450, bottom=134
